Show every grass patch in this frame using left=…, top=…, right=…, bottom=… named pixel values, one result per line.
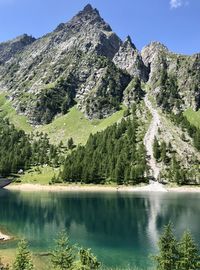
left=0, top=93, right=33, bottom=132
left=37, top=105, right=126, bottom=146
left=17, top=166, right=60, bottom=184
left=184, top=108, right=200, bottom=129
left=0, top=249, right=51, bottom=270
left=0, top=92, right=126, bottom=146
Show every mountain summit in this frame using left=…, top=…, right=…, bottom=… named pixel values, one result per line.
left=53, top=4, right=120, bottom=58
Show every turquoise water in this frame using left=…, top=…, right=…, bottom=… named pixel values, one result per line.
left=0, top=190, right=200, bottom=269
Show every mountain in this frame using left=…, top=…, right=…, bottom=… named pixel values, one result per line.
left=0, top=4, right=126, bottom=124
left=1, top=4, right=199, bottom=125
left=0, top=4, right=200, bottom=184
left=0, top=4, right=153, bottom=125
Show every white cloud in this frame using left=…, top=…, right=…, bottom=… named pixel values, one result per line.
left=170, top=0, right=183, bottom=8
left=170, top=0, right=190, bottom=9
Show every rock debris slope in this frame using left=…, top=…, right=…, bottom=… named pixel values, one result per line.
left=144, top=94, right=161, bottom=180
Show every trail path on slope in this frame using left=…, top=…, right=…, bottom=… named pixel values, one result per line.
left=144, top=95, right=160, bottom=180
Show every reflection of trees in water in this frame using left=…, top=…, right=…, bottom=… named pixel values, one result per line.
left=0, top=190, right=200, bottom=250
left=0, top=191, right=148, bottom=247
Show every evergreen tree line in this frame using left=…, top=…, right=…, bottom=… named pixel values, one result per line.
left=171, top=113, right=200, bottom=151
left=0, top=118, right=62, bottom=177
left=61, top=111, right=148, bottom=185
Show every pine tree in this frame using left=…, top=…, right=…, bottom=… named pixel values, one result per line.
left=153, top=223, right=179, bottom=270
left=153, top=137, right=161, bottom=161
left=12, top=239, right=34, bottom=270
left=160, top=141, right=167, bottom=163
left=75, top=248, right=100, bottom=270
left=124, top=167, right=131, bottom=185
left=194, top=130, right=200, bottom=150
left=130, top=166, right=137, bottom=184
left=51, top=231, right=75, bottom=270
left=114, top=157, right=125, bottom=185
left=177, top=231, right=200, bottom=270
left=171, top=155, right=183, bottom=184
left=68, top=138, right=75, bottom=150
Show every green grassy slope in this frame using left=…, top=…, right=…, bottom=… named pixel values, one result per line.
left=0, top=93, right=33, bottom=132
left=38, top=106, right=126, bottom=145
left=184, top=108, right=200, bottom=128
left=0, top=92, right=126, bottom=146
left=18, top=166, right=60, bottom=184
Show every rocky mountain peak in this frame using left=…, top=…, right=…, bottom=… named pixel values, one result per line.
left=60, top=4, right=120, bottom=58
left=52, top=3, right=119, bottom=58
left=149, top=41, right=168, bottom=50
left=54, top=4, right=111, bottom=33
left=77, top=3, right=99, bottom=17
left=113, top=36, right=148, bottom=81
left=141, top=41, right=169, bottom=67
left=82, top=4, right=97, bottom=13
left=123, top=35, right=136, bottom=50
left=83, top=4, right=93, bottom=11
left=71, top=4, right=112, bottom=32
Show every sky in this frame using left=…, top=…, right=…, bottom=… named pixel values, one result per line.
left=0, top=0, right=199, bottom=55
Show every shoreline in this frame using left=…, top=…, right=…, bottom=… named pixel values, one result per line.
left=5, top=183, right=200, bottom=193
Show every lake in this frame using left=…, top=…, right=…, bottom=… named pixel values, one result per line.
left=0, top=190, right=200, bottom=269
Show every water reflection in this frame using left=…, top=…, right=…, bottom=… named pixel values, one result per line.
left=0, top=190, right=200, bottom=268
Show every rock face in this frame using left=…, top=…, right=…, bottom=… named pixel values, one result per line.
left=0, top=4, right=199, bottom=124
left=52, top=4, right=122, bottom=59
left=142, top=42, right=200, bottom=113
left=113, top=36, right=148, bottom=82
left=0, top=34, right=36, bottom=64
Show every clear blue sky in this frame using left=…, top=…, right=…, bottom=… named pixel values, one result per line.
left=0, top=0, right=199, bottom=55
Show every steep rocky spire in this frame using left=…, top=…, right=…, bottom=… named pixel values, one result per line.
left=77, top=3, right=100, bottom=18
left=113, top=36, right=148, bottom=81
left=124, top=35, right=136, bottom=50
left=83, top=4, right=94, bottom=12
